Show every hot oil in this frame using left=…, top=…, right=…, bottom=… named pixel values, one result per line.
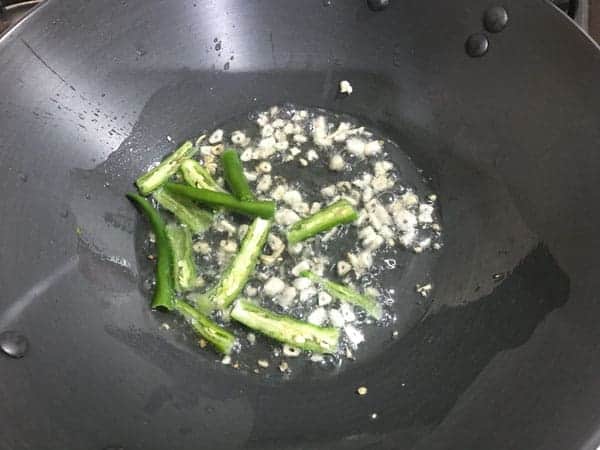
left=147, top=104, right=443, bottom=379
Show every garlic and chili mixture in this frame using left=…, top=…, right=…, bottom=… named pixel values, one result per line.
left=185, top=105, right=441, bottom=369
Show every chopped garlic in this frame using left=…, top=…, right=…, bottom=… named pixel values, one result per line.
left=256, top=174, right=273, bottom=192
left=257, top=161, right=272, bottom=173
left=340, top=303, right=357, bottom=323
left=240, top=147, right=254, bottom=161
left=379, top=225, right=395, bottom=240
left=392, top=208, right=418, bottom=231
left=283, top=344, right=301, bottom=357
left=337, top=260, right=352, bottom=276
left=312, top=116, right=332, bottom=147
left=264, top=277, right=286, bottom=297
left=257, top=359, right=269, bottom=368
left=294, top=202, right=310, bottom=216
left=220, top=240, right=238, bottom=253
left=418, top=204, right=434, bottom=223
left=418, top=237, right=432, bottom=250
left=374, top=160, right=393, bottom=176
left=283, top=190, right=303, bottom=207
left=243, top=170, right=257, bottom=182
left=345, top=324, right=365, bottom=348
left=270, top=184, right=288, bottom=201
left=310, top=202, right=322, bottom=214
left=275, top=208, right=300, bottom=226
left=321, top=185, right=337, bottom=197
left=329, top=154, right=345, bottom=171
left=400, top=191, right=419, bottom=208
left=416, top=283, right=433, bottom=297
left=244, top=284, right=258, bottom=297
left=372, top=174, right=393, bottom=192
left=277, top=286, right=297, bottom=308
left=328, top=309, right=345, bottom=328
left=361, top=232, right=385, bottom=251
left=288, top=242, right=303, bottom=255
left=299, top=287, right=317, bottom=302
left=332, top=122, right=353, bottom=142
left=274, top=140, right=289, bottom=151
left=318, top=291, right=333, bottom=306
left=306, top=149, right=319, bottom=161
left=272, top=118, right=285, bottom=128
left=193, top=241, right=211, bottom=255
left=216, top=219, right=237, bottom=234
left=339, top=80, right=353, bottom=95
left=347, top=251, right=373, bottom=275
left=307, top=307, right=328, bottom=326
left=299, top=158, right=308, bottom=167
left=346, top=137, right=366, bottom=158
left=258, top=136, right=276, bottom=150
left=256, top=113, right=269, bottom=126
left=291, top=260, right=311, bottom=277
left=261, top=124, right=274, bottom=137
left=231, top=130, right=249, bottom=146
left=293, top=277, right=312, bottom=291
left=289, top=146, right=302, bottom=157
left=208, top=129, right=223, bottom=144
left=364, top=140, right=382, bottom=157
left=293, top=134, right=308, bottom=144
left=283, top=122, right=295, bottom=134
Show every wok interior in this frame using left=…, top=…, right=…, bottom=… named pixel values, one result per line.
left=67, top=70, right=569, bottom=441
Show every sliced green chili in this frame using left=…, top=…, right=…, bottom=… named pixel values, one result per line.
left=175, top=299, right=237, bottom=354
left=287, top=199, right=358, bottom=244
left=126, top=193, right=174, bottom=310
left=165, top=223, right=197, bottom=292
left=222, top=149, right=254, bottom=201
left=135, top=141, right=198, bottom=195
left=180, top=159, right=226, bottom=193
left=197, top=217, right=272, bottom=311
left=231, top=299, right=340, bottom=353
left=153, top=188, right=212, bottom=234
left=165, top=183, right=275, bottom=219
left=300, top=270, right=382, bottom=320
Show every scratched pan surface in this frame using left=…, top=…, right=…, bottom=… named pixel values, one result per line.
left=1, top=1, right=600, bottom=449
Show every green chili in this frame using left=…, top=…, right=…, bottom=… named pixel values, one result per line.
left=135, top=141, right=198, bottom=195
left=180, top=159, right=226, bottom=193
left=222, top=149, right=254, bottom=201
left=165, top=223, right=197, bottom=292
left=300, top=270, right=382, bottom=320
left=175, top=299, right=237, bottom=354
left=153, top=188, right=212, bottom=234
left=230, top=299, right=340, bottom=353
left=165, top=183, right=275, bottom=219
left=287, top=199, right=358, bottom=244
left=126, top=193, right=174, bottom=310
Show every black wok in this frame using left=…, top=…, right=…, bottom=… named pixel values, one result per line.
left=1, top=0, right=600, bottom=449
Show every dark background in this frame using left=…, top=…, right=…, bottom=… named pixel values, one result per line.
left=0, top=0, right=600, bottom=42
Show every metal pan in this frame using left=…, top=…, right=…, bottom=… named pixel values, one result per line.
left=1, top=1, right=600, bottom=449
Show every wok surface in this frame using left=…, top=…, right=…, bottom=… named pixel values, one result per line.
left=1, top=0, right=600, bottom=449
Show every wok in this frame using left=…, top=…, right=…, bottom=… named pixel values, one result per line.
left=1, top=0, right=600, bottom=449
